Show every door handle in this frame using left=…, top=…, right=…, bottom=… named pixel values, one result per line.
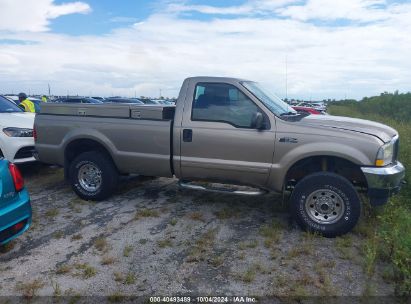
left=183, top=129, right=193, bottom=142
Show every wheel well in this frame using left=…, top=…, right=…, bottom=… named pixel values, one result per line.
left=64, top=139, right=115, bottom=178
left=285, top=156, right=366, bottom=190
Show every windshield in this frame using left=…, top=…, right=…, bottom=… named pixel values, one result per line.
left=241, top=81, right=296, bottom=116
left=0, top=96, right=23, bottom=113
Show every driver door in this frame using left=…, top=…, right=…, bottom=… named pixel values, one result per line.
left=179, top=82, right=276, bottom=187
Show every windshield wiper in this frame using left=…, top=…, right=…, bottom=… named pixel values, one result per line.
left=280, top=111, right=298, bottom=116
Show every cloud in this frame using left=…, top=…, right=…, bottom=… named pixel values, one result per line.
left=166, top=0, right=300, bottom=15
left=0, top=0, right=410, bottom=99
left=109, top=17, right=139, bottom=23
left=0, top=0, right=91, bottom=32
left=277, top=0, right=390, bottom=22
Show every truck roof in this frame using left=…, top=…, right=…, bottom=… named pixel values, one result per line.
left=185, top=76, right=250, bottom=83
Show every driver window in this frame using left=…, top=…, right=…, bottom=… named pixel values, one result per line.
left=192, top=83, right=260, bottom=128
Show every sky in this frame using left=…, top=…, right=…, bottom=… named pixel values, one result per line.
left=0, top=0, right=410, bottom=100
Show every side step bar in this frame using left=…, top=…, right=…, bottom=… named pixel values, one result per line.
left=178, top=180, right=267, bottom=196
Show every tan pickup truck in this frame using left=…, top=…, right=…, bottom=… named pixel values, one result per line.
left=34, top=77, right=405, bottom=236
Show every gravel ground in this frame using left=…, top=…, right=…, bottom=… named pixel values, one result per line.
left=0, top=163, right=395, bottom=300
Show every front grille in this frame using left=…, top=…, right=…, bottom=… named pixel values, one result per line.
left=14, top=146, right=35, bottom=159
left=0, top=219, right=28, bottom=243
left=393, top=137, right=399, bottom=162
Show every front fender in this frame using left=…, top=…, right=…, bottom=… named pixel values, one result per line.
left=268, top=141, right=374, bottom=191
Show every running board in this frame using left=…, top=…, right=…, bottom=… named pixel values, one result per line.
left=178, top=180, right=267, bottom=196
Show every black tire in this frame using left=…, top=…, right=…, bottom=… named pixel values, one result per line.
left=69, top=151, right=119, bottom=201
left=289, top=172, right=361, bottom=237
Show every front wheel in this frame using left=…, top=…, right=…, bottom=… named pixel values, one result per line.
left=289, top=172, right=361, bottom=237
left=69, top=151, right=119, bottom=201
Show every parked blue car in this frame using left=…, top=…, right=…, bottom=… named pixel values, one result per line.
left=0, top=159, right=31, bottom=246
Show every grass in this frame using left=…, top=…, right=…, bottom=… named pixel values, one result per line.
left=259, top=220, right=284, bottom=248
left=15, top=279, right=44, bottom=299
left=94, top=237, right=108, bottom=252
left=108, top=292, right=126, bottom=302
left=335, top=234, right=355, bottom=260
left=74, top=263, right=97, bottom=279
left=170, top=218, right=178, bottom=226
left=135, top=208, right=159, bottom=219
left=101, top=255, right=116, bottom=265
left=56, top=264, right=71, bottom=275
left=113, top=272, right=136, bottom=285
left=239, top=263, right=264, bottom=283
left=124, top=272, right=136, bottom=285
left=53, top=231, right=64, bottom=239
left=287, top=242, right=314, bottom=259
left=209, top=254, right=225, bottom=267
left=45, top=208, right=59, bottom=218
left=113, top=271, right=123, bottom=282
left=157, top=238, right=173, bottom=248
left=363, top=234, right=378, bottom=277
left=329, top=100, right=411, bottom=295
left=238, top=240, right=258, bottom=250
left=123, top=245, right=133, bottom=257
left=214, top=207, right=239, bottom=219
left=241, top=268, right=256, bottom=283
left=52, top=280, right=62, bottom=297
left=187, top=228, right=218, bottom=262
left=188, top=211, right=205, bottom=222
left=70, top=234, right=83, bottom=241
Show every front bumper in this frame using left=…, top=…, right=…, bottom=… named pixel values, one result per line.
left=361, top=162, right=406, bottom=206
left=0, top=135, right=36, bottom=164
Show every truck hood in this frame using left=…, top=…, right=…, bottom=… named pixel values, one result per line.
left=0, top=112, right=35, bottom=129
left=297, top=114, right=397, bottom=143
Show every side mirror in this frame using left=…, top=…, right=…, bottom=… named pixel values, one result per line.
left=252, top=112, right=265, bottom=130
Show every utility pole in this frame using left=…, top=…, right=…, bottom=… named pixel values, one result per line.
left=285, top=55, right=288, bottom=101
left=48, top=83, right=51, bottom=96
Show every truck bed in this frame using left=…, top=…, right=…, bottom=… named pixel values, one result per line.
left=36, top=103, right=175, bottom=177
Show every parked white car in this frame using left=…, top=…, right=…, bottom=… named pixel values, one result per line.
left=0, top=96, right=35, bottom=163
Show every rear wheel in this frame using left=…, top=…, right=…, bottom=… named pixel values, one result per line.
left=289, top=172, right=361, bottom=237
left=69, top=151, right=118, bottom=201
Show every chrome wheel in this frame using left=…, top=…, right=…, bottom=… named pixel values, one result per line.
left=304, top=189, right=345, bottom=224
left=78, top=163, right=102, bottom=192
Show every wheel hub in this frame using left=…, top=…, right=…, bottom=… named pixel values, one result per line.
left=78, top=163, right=102, bottom=192
left=305, top=189, right=345, bottom=224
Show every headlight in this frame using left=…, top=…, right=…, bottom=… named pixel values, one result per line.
left=2, top=127, right=33, bottom=137
left=376, top=140, right=394, bottom=167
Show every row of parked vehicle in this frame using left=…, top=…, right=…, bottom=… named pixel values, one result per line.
left=52, top=96, right=176, bottom=106
left=290, top=101, right=328, bottom=115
